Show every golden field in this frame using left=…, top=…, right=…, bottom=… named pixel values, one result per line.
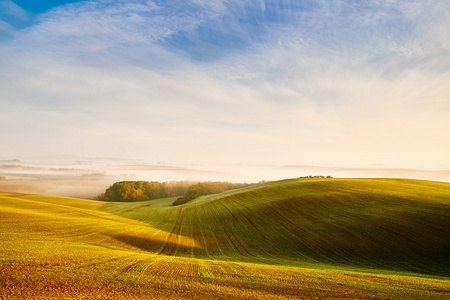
left=1, top=178, right=449, bottom=299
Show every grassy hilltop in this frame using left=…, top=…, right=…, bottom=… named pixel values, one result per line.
left=1, top=178, right=449, bottom=299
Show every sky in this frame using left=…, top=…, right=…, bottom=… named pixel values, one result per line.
left=1, top=0, right=450, bottom=170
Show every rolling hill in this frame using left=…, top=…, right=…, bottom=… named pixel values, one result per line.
left=1, top=178, right=449, bottom=299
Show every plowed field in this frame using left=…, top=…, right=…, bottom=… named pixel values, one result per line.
left=1, top=178, right=449, bottom=299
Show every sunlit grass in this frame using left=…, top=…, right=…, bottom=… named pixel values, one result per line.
left=1, top=178, right=449, bottom=299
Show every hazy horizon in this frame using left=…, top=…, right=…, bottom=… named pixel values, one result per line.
left=1, top=157, right=450, bottom=199
left=1, top=1, right=450, bottom=171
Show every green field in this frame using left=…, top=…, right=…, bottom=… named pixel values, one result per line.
left=1, top=178, right=449, bottom=299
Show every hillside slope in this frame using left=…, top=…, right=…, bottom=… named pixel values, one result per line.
left=1, top=178, right=449, bottom=299
left=100, top=178, right=450, bottom=275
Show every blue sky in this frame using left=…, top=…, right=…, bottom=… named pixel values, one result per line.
left=0, top=0, right=79, bottom=32
left=8, top=0, right=79, bottom=13
left=1, top=0, right=450, bottom=169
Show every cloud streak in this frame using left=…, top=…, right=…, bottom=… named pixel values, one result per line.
left=1, top=0, right=449, bottom=170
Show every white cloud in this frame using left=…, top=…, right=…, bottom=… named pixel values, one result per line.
left=0, top=0, right=29, bottom=21
left=0, top=19, right=14, bottom=35
left=0, top=0, right=449, bottom=168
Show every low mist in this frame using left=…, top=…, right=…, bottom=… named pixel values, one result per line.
left=1, top=158, right=449, bottom=199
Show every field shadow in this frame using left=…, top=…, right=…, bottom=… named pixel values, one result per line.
left=106, top=232, right=201, bottom=255
left=108, top=233, right=162, bottom=252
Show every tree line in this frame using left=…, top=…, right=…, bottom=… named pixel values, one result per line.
left=97, top=181, right=253, bottom=204
left=97, top=177, right=332, bottom=204
left=97, top=181, right=194, bottom=202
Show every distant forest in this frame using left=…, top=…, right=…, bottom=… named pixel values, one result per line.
left=97, top=181, right=253, bottom=205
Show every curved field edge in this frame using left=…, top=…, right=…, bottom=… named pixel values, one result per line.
left=1, top=178, right=449, bottom=299
left=100, top=178, right=450, bottom=276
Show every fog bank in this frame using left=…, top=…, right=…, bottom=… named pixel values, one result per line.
left=1, top=158, right=449, bottom=199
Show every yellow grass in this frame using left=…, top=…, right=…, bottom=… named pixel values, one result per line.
left=1, top=178, right=449, bottom=299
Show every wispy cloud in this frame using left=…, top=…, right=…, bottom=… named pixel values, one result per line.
left=0, top=19, right=14, bottom=38
left=0, top=0, right=32, bottom=39
left=0, top=0, right=449, bottom=169
left=0, top=0, right=29, bottom=21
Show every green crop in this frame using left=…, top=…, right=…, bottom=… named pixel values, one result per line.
left=1, top=178, right=449, bottom=299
